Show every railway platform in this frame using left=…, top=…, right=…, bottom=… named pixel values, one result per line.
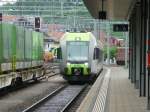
left=108, top=67, right=148, bottom=112
left=78, top=67, right=149, bottom=112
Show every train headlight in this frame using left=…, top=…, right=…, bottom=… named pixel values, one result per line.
left=84, top=62, right=88, bottom=66
left=67, top=62, right=71, bottom=66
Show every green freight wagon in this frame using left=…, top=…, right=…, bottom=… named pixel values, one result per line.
left=0, top=23, right=44, bottom=88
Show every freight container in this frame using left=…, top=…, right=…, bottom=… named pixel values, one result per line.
left=2, top=23, right=17, bottom=71
left=32, top=31, right=39, bottom=67
left=38, top=33, right=44, bottom=60
left=16, top=26, right=25, bottom=61
left=24, top=29, right=32, bottom=68
left=2, top=23, right=10, bottom=61
left=0, top=23, right=44, bottom=89
left=25, top=29, right=32, bottom=61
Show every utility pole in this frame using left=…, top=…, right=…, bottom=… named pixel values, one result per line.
left=94, top=19, right=97, bottom=38
left=74, top=0, right=77, bottom=29
left=61, top=1, right=64, bottom=17
left=106, top=21, right=110, bottom=65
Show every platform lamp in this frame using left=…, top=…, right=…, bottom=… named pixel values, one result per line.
left=99, top=0, right=109, bottom=64
left=35, top=17, right=41, bottom=32
left=99, top=0, right=106, bottom=19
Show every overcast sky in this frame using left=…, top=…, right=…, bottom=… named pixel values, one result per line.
left=0, top=0, right=17, bottom=6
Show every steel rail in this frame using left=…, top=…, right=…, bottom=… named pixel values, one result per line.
left=22, top=85, right=67, bottom=112
left=60, top=84, right=87, bottom=112
left=22, top=84, right=87, bottom=112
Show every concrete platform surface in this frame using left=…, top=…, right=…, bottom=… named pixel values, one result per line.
left=109, top=67, right=149, bottom=112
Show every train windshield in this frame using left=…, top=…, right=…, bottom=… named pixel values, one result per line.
left=67, top=41, right=89, bottom=61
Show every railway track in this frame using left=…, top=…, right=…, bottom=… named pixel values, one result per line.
left=41, top=64, right=60, bottom=79
left=23, top=84, right=87, bottom=112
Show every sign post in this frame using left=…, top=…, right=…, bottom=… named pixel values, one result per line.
left=113, top=23, right=129, bottom=68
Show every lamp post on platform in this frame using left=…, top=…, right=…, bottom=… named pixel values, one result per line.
left=125, top=31, right=128, bottom=68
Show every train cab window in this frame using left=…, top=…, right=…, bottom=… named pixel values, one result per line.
left=67, top=42, right=89, bottom=61
left=94, top=48, right=100, bottom=60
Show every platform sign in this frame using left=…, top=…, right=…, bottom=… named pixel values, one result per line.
left=113, top=24, right=128, bottom=32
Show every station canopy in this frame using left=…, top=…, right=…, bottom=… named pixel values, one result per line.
left=0, top=0, right=128, bottom=42
left=83, top=0, right=135, bottom=20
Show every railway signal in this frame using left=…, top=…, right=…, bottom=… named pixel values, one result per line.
left=0, top=13, right=2, bottom=21
left=35, top=17, right=41, bottom=32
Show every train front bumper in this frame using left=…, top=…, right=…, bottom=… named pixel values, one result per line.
left=65, top=63, right=90, bottom=75
left=63, top=75, right=94, bottom=82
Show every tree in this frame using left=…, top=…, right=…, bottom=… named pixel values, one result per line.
left=103, top=46, right=117, bottom=60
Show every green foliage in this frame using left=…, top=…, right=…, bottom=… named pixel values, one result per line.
left=103, top=46, right=117, bottom=59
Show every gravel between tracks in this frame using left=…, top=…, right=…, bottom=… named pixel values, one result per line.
left=0, top=75, right=66, bottom=112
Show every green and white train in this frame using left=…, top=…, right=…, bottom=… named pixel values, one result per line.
left=0, top=23, right=44, bottom=89
left=59, top=32, right=103, bottom=82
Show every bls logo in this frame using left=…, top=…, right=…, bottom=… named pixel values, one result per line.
left=75, top=37, right=81, bottom=41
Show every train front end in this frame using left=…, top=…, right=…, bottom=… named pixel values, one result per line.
left=60, top=32, right=92, bottom=82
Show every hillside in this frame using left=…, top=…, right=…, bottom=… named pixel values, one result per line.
left=0, top=0, right=92, bottom=23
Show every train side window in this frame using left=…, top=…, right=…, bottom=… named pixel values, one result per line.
left=57, top=47, right=62, bottom=59
left=94, top=48, right=100, bottom=60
